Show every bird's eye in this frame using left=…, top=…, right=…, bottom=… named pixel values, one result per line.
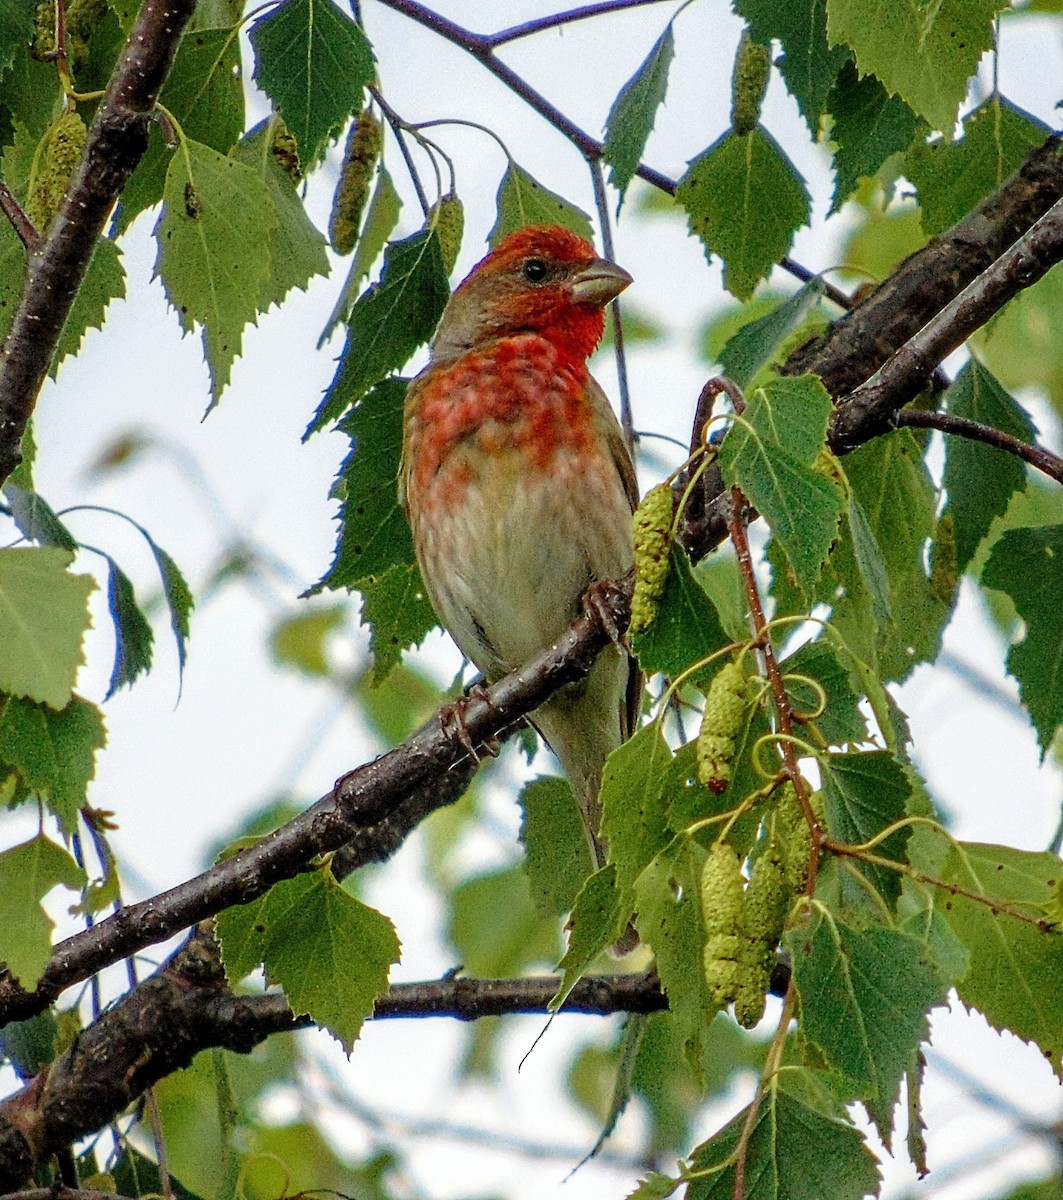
left=522, top=258, right=548, bottom=283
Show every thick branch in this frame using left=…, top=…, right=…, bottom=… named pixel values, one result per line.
left=0, top=582, right=628, bottom=1029
left=831, top=194, right=1063, bottom=447
left=0, top=0, right=196, bottom=487
left=785, top=136, right=1063, bottom=401
left=896, top=409, right=1063, bottom=486
left=0, top=924, right=666, bottom=1190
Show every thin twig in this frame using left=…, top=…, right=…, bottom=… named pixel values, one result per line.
left=725, top=485, right=821, bottom=878
left=487, top=0, right=675, bottom=46
left=896, top=408, right=1063, bottom=486
left=373, top=0, right=838, bottom=299
left=589, top=157, right=635, bottom=448
left=0, top=179, right=38, bottom=248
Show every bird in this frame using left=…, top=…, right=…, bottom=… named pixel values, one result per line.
left=400, top=224, right=639, bottom=868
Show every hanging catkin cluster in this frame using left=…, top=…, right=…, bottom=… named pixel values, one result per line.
left=700, top=783, right=820, bottom=1028
left=330, top=109, right=383, bottom=255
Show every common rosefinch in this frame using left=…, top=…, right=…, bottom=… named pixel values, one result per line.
left=400, top=225, right=638, bottom=866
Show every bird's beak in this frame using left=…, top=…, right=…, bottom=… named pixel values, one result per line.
left=570, top=257, right=633, bottom=307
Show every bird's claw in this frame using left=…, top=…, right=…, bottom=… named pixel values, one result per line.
left=582, top=578, right=626, bottom=649
left=439, top=683, right=500, bottom=760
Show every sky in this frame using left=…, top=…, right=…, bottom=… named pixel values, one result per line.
left=5, top=2, right=1063, bottom=1198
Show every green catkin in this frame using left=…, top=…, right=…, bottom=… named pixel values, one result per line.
left=696, top=661, right=750, bottom=792
left=26, top=110, right=87, bottom=234
left=629, top=483, right=674, bottom=633
left=32, top=0, right=107, bottom=70
left=731, top=29, right=771, bottom=136
left=701, top=842, right=745, bottom=1008
left=329, top=110, right=383, bottom=255
left=734, top=851, right=790, bottom=1028
left=775, top=782, right=824, bottom=894
left=429, top=192, right=464, bottom=275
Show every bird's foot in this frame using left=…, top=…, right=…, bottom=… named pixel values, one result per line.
left=439, top=683, right=500, bottom=760
left=582, top=577, right=627, bottom=649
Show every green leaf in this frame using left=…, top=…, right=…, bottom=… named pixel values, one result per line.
left=600, top=723, right=673, bottom=909
left=943, top=360, right=1036, bottom=572
left=735, top=0, right=850, bottom=132
left=685, top=1080, right=881, bottom=1199
left=0, top=1, right=33, bottom=76
left=629, top=547, right=729, bottom=680
left=231, top=121, right=331, bottom=311
left=627, top=1172, right=679, bottom=1200
left=633, top=835, right=718, bottom=1076
left=678, top=128, right=811, bottom=300
left=781, top=641, right=868, bottom=747
left=319, top=163, right=402, bottom=347
left=0, top=1008, right=59, bottom=1079
left=145, top=539, right=193, bottom=681
left=0, top=547, right=94, bottom=709
left=309, top=230, right=450, bottom=433
left=448, top=865, right=559, bottom=976
left=843, top=430, right=948, bottom=679
left=820, top=750, right=912, bottom=905
left=359, top=562, right=437, bottom=683
left=270, top=604, right=345, bottom=676
left=111, top=1146, right=203, bottom=1200
left=249, top=0, right=375, bottom=162
left=846, top=493, right=892, bottom=628
left=2, top=482, right=77, bottom=549
left=719, top=375, right=843, bottom=595
left=51, top=238, right=126, bottom=375
left=827, top=62, right=922, bottom=212
left=102, top=555, right=154, bottom=698
left=788, top=907, right=947, bottom=1142
left=0, top=693, right=106, bottom=831
left=552, top=864, right=627, bottom=1009
left=983, top=523, right=1063, bottom=755
left=216, top=866, right=400, bottom=1052
left=312, top=377, right=414, bottom=592
left=933, top=840, right=1063, bottom=1075
left=520, top=776, right=595, bottom=917
left=117, top=24, right=246, bottom=231
left=906, top=96, right=1050, bottom=237
left=0, top=835, right=85, bottom=988
left=603, top=24, right=674, bottom=201
left=825, top=0, right=1009, bottom=132
left=716, top=279, right=827, bottom=388
left=488, top=160, right=594, bottom=246
left=154, top=140, right=277, bottom=402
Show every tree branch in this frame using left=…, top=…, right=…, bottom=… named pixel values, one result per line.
left=0, top=580, right=629, bottom=1029
left=0, top=181, right=37, bottom=250
left=896, top=409, right=1063, bottom=486
left=831, top=193, right=1063, bottom=447
left=784, top=136, right=1063, bottom=401
left=0, top=923, right=669, bottom=1190
left=0, top=0, right=196, bottom=488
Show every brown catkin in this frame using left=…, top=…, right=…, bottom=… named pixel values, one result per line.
left=696, top=662, right=751, bottom=792
left=26, top=110, right=87, bottom=233
left=330, top=110, right=383, bottom=255
left=270, top=120, right=302, bottom=185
